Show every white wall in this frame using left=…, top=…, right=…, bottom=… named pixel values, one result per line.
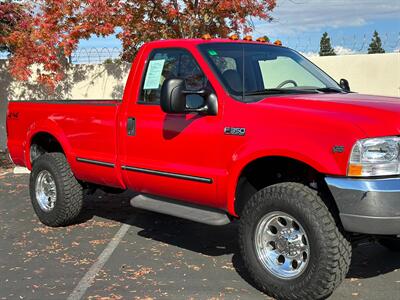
left=309, top=53, right=400, bottom=97
left=0, top=61, right=131, bottom=102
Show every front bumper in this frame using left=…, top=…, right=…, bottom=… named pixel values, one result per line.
left=325, top=177, right=400, bottom=235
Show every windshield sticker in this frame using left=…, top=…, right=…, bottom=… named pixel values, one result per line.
left=143, top=59, right=165, bottom=90
left=208, top=49, right=218, bottom=56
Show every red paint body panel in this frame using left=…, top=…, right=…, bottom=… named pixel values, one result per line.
left=7, top=101, right=124, bottom=188
left=7, top=39, right=400, bottom=216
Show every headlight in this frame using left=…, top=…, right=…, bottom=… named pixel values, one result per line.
left=348, top=136, right=400, bottom=177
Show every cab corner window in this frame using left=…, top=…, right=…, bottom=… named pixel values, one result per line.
left=139, top=49, right=207, bottom=104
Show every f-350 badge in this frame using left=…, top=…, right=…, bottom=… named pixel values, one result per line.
left=224, top=127, right=246, bottom=136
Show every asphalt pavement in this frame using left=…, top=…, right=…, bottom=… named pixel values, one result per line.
left=0, top=171, right=399, bottom=300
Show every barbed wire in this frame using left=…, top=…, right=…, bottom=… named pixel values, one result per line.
left=1, top=33, right=399, bottom=63
left=69, top=33, right=400, bottom=62
left=286, top=32, right=400, bottom=55
left=0, top=47, right=123, bottom=63
left=69, top=47, right=122, bottom=64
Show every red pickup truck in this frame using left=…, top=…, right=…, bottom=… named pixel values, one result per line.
left=6, top=37, right=400, bottom=299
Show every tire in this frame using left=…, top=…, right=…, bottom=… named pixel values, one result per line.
left=379, top=237, right=400, bottom=252
left=29, top=153, right=83, bottom=227
left=239, top=182, right=352, bottom=300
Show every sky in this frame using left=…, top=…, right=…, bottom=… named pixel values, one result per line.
left=79, top=0, right=400, bottom=55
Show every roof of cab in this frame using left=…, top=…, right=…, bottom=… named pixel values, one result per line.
left=145, top=38, right=278, bottom=47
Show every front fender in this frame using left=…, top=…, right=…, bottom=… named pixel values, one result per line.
left=224, top=139, right=354, bottom=216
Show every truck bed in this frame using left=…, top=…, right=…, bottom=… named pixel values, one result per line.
left=7, top=99, right=123, bottom=187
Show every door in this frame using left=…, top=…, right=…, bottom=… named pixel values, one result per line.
left=122, top=47, right=224, bottom=208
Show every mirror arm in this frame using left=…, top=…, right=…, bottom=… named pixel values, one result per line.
left=182, top=89, right=209, bottom=96
left=185, top=106, right=209, bottom=113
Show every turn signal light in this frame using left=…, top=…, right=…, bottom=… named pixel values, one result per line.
left=229, top=34, right=239, bottom=40
left=243, top=35, right=253, bottom=41
left=348, top=164, right=363, bottom=176
left=201, top=34, right=212, bottom=40
left=274, top=39, right=282, bottom=46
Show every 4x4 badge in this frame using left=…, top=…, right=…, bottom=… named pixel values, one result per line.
left=332, top=145, right=345, bottom=153
left=224, top=127, right=246, bottom=136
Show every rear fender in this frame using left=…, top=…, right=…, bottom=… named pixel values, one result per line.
left=25, top=119, right=73, bottom=170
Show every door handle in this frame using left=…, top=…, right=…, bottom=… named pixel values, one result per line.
left=127, top=117, right=136, bottom=136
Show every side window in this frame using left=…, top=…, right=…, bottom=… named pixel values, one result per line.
left=209, top=55, right=242, bottom=93
left=139, top=49, right=207, bottom=104
left=180, top=54, right=206, bottom=90
left=210, top=56, right=238, bottom=74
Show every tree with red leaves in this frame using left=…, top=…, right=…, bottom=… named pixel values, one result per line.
left=1, top=0, right=276, bottom=89
left=0, top=1, right=31, bottom=53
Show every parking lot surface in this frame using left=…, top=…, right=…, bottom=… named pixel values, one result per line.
left=1, top=171, right=399, bottom=300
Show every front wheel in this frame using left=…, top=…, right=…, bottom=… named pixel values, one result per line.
left=30, top=153, right=83, bottom=227
left=239, top=182, right=351, bottom=300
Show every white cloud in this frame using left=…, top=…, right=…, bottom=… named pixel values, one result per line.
left=299, top=46, right=357, bottom=57
left=334, top=46, right=356, bottom=55
left=300, top=51, right=319, bottom=57
left=254, top=0, right=400, bottom=37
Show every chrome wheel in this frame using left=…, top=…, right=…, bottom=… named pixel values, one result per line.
left=254, top=211, right=310, bottom=279
left=35, top=170, right=57, bottom=212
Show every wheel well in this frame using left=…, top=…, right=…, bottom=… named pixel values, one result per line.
left=30, top=132, right=64, bottom=164
left=234, top=156, right=339, bottom=218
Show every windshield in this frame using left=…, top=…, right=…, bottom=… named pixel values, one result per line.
left=198, top=43, right=343, bottom=102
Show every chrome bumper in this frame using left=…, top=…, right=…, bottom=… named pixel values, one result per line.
left=325, top=177, right=400, bottom=235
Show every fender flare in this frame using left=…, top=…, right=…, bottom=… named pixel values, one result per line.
left=225, top=146, right=343, bottom=216
left=24, top=118, right=73, bottom=170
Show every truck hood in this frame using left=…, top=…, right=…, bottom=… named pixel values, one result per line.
left=257, top=93, right=400, bottom=137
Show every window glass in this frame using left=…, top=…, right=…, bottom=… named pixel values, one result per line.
left=199, top=43, right=342, bottom=102
left=139, top=49, right=207, bottom=104
left=180, top=54, right=206, bottom=90
left=258, top=57, right=324, bottom=88
left=209, top=56, right=237, bottom=74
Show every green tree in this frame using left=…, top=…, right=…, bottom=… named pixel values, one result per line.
left=319, top=32, right=336, bottom=56
left=368, top=30, right=385, bottom=54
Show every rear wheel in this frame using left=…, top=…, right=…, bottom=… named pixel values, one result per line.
left=30, top=153, right=83, bottom=227
left=239, top=182, right=351, bottom=300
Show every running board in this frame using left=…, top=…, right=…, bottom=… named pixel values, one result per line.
left=130, top=194, right=230, bottom=226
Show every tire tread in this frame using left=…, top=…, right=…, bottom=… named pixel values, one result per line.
left=30, top=153, right=83, bottom=227
left=238, top=182, right=351, bottom=300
